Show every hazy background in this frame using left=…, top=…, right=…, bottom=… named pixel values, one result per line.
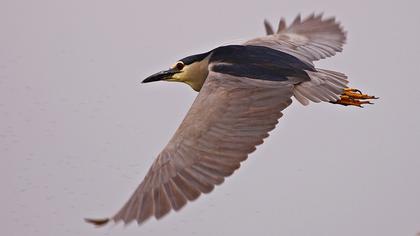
left=1, top=0, right=419, bottom=235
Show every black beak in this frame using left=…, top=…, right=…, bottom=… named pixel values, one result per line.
left=142, top=68, right=179, bottom=83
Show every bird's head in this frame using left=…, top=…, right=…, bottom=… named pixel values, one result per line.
left=142, top=51, right=212, bottom=92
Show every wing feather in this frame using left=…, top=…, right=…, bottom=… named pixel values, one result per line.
left=102, top=72, right=294, bottom=225
left=245, top=13, right=346, bottom=65
left=163, top=180, right=187, bottom=211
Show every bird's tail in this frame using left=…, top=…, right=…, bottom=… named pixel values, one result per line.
left=293, top=69, right=377, bottom=107
left=293, top=69, right=349, bottom=105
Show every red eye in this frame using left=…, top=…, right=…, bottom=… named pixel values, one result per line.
left=176, top=62, right=184, bottom=70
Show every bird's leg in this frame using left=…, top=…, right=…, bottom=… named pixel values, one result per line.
left=331, top=88, right=378, bottom=107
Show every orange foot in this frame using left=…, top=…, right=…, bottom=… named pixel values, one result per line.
left=331, top=88, right=378, bottom=107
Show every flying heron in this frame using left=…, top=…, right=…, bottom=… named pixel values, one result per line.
left=86, top=14, right=377, bottom=227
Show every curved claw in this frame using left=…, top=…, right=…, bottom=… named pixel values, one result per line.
left=344, top=88, right=362, bottom=94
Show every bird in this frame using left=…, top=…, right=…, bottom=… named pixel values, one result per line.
left=85, top=13, right=377, bottom=227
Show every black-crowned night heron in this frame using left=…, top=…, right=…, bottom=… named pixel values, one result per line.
left=86, top=14, right=377, bottom=226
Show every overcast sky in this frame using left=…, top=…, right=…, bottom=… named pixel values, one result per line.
left=1, top=0, right=420, bottom=235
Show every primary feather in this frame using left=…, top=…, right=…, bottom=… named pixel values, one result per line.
left=109, top=73, right=294, bottom=225
left=245, top=13, right=347, bottom=65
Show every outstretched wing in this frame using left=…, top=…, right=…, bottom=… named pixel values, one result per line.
left=88, top=71, right=295, bottom=226
left=244, top=14, right=347, bottom=65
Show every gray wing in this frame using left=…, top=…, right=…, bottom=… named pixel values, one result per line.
left=107, top=72, right=294, bottom=225
left=244, top=14, right=347, bottom=65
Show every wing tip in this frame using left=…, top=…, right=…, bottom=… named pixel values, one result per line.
left=269, top=13, right=346, bottom=39
left=264, top=19, right=274, bottom=35
left=85, top=217, right=111, bottom=227
left=292, top=14, right=302, bottom=25
left=277, top=17, right=286, bottom=33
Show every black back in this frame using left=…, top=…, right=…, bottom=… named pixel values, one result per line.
left=179, top=45, right=314, bottom=82
left=210, top=45, right=314, bottom=81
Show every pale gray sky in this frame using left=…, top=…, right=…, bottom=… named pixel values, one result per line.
left=1, top=0, right=420, bottom=235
